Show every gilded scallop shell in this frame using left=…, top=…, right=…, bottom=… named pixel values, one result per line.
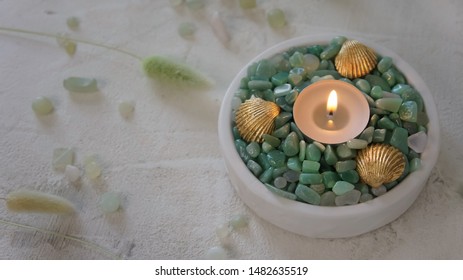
left=335, top=40, right=377, bottom=79
left=235, top=98, right=280, bottom=143
left=356, top=144, right=406, bottom=188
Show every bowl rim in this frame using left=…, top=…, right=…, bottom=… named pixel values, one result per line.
left=218, top=34, right=440, bottom=220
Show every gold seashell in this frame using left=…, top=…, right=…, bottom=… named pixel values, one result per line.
left=335, top=40, right=377, bottom=79
left=235, top=98, right=280, bottom=143
left=356, top=144, right=406, bottom=188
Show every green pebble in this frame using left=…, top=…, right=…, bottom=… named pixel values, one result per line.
left=261, top=142, right=274, bottom=153
left=246, top=160, right=263, bottom=176
left=359, top=126, right=374, bottom=143
left=275, top=112, right=292, bottom=128
left=66, top=16, right=80, bottom=30
left=323, top=145, right=338, bottom=165
left=232, top=126, right=241, bottom=140
left=310, top=184, right=325, bottom=195
left=392, top=84, right=411, bottom=95
left=299, top=140, right=307, bottom=162
left=289, top=51, right=304, bottom=67
left=346, top=139, right=368, bottom=149
left=239, top=0, right=256, bottom=9
left=240, top=77, right=250, bottom=89
left=246, top=142, right=261, bottom=158
left=265, top=183, right=297, bottom=200
left=369, top=114, right=380, bottom=126
left=307, top=70, right=342, bottom=80
left=266, top=8, right=286, bottom=28
left=262, top=134, right=281, bottom=147
left=355, top=183, right=370, bottom=194
left=335, top=160, right=357, bottom=173
left=306, top=144, right=322, bottom=161
left=400, top=88, right=424, bottom=112
left=389, top=112, right=402, bottom=127
left=63, top=77, right=98, bottom=93
left=322, top=171, right=339, bottom=189
left=234, top=89, right=250, bottom=101
left=375, top=98, right=403, bottom=113
left=255, top=60, right=276, bottom=80
left=287, top=182, right=297, bottom=193
left=248, top=80, right=273, bottom=90
left=336, top=144, right=356, bottom=159
left=360, top=193, right=374, bottom=203
left=355, top=79, right=371, bottom=93
left=285, top=90, right=298, bottom=105
left=313, top=141, right=326, bottom=152
left=320, top=191, right=336, bottom=206
left=390, top=127, right=409, bottom=154
left=335, top=190, right=361, bottom=206
left=370, top=86, right=384, bottom=99
left=288, top=73, right=302, bottom=86
left=377, top=57, right=393, bottom=73
left=290, top=122, right=304, bottom=141
left=403, top=122, right=418, bottom=135
left=299, top=173, right=322, bottom=185
left=100, top=192, right=121, bottom=213
left=271, top=72, right=289, bottom=86
left=390, top=67, right=406, bottom=84
left=267, top=150, right=286, bottom=168
left=273, top=166, right=288, bottom=179
left=332, top=181, right=355, bottom=196
left=259, top=167, right=274, bottom=183
left=373, top=129, right=387, bottom=142
left=370, top=108, right=389, bottom=115
left=295, top=184, right=321, bottom=205
left=417, top=111, right=429, bottom=126
left=338, top=170, right=360, bottom=184
left=307, top=45, right=324, bottom=57
left=302, top=160, right=320, bottom=173
left=282, top=132, right=300, bottom=156
left=32, top=96, right=54, bottom=115
left=235, top=139, right=251, bottom=162
left=382, top=69, right=396, bottom=87
left=274, top=83, right=292, bottom=97
left=318, top=60, right=329, bottom=70
left=377, top=116, right=397, bottom=130
left=320, top=44, right=342, bottom=60
left=410, top=158, right=421, bottom=172
left=257, top=153, right=271, bottom=170
left=272, top=123, right=290, bottom=138
left=365, top=74, right=391, bottom=92
left=302, top=53, right=320, bottom=74
left=399, top=101, right=418, bottom=122
left=287, top=157, right=302, bottom=172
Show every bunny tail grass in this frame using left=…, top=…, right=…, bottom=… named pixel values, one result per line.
left=0, top=218, right=121, bottom=259
left=142, top=56, right=212, bottom=88
left=6, top=190, right=76, bottom=214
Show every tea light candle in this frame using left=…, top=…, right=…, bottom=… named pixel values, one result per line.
left=293, top=80, right=369, bottom=144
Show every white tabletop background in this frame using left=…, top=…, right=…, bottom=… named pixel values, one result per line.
left=0, top=0, right=462, bottom=259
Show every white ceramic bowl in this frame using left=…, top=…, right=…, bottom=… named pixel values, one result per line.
left=218, top=34, right=440, bottom=238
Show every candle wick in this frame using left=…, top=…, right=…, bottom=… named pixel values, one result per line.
left=327, top=110, right=334, bottom=120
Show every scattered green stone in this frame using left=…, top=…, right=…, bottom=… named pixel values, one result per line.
left=302, top=160, right=320, bottom=173
left=298, top=140, right=307, bottom=162
left=246, top=142, right=260, bottom=158
left=274, top=176, right=288, bottom=189
left=265, top=183, right=297, bottom=200
left=355, top=79, right=371, bottom=93
left=274, top=112, right=292, bottom=128
left=365, top=74, right=391, bottom=91
left=248, top=80, right=273, bottom=90
left=306, top=144, right=322, bottom=161
left=346, top=139, right=368, bottom=149
left=285, top=90, right=298, bottom=105
left=53, top=148, right=75, bottom=171
left=375, top=98, right=403, bottom=113
left=373, top=128, right=387, bottom=142
left=401, top=88, right=424, bottom=112
left=324, top=145, right=338, bottom=165
left=335, top=160, right=357, bottom=173
left=266, top=8, right=286, bottom=28
left=360, top=193, right=374, bottom=203
left=257, top=153, right=271, bottom=170
left=377, top=116, right=397, bottom=130
left=369, top=114, right=380, bottom=127
left=239, top=0, right=256, bottom=9
left=299, top=173, right=323, bottom=185
left=289, top=51, right=304, bottom=67
left=302, top=54, right=320, bottom=74
left=287, top=157, right=302, bottom=171
left=335, top=189, right=361, bottom=206
left=355, top=183, right=370, bottom=194
left=295, top=184, right=321, bottom=205
left=399, top=101, right=418, bottom=122
left=267, top=150, right=286, bottom=168
left=259, top=167, right=274, bottom=183
left=392, top=84, right=411, bottom=95
left=271, top=72, right=289, bottom=86
left=307, top=70, right=342, bottom=80
left=382, top=69, right=396, bottom=87
left=390, top=127, right=409, bottom=154
left=66, top=16, right=80, bottom=30
left=377, top=57, right=393, bottom=73
left=332, top=181, right=355, bottom=196
left=320, top=191, right=336, bottom=206
left=261, top=141, right=274, bottom=153
left=359, top=126, right=374, bottom=143
left=310, top=184, right=325, bottom=194
left=320, top=44, right=342, bottom=60
left=262, top=134, right=281, bottom=147
left=410, top=158, right=421, bottom=172
left=85, top=160, right=102, bottom=179
left=282, top=132, right=300, bottom=156
left=389, top=112, right=402, bottom=127
left=370, top=86, right=384, bottom=99
left=32, top=96, right=54, bottom=115
left=272, top=123, right=290, bottom=138
left=255, top=59, right=276, bottom=80
left=307, top=45, right=324, bottom=57
left=273, top=166, right=288, bottom=179
left=63, top=77, right=98, bottom=93
left=322, top=171, right=339, bottom=189
left=274, top=83, right=291, bottom=97
left=247, top=160, right=263, bottom=176
left=336, top=144, right=356, bottom=159
left=338, top=170, right=359, bottom=184
left=100, top=192, right=121, bottom=213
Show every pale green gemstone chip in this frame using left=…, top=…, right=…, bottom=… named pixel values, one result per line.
left=63, top=77, right=98, bottom=93
left=100, top=192, right=121, bottom=213
left=266, top=8, right=286, bottom=28
left=32, top=96, right=54, bottom=115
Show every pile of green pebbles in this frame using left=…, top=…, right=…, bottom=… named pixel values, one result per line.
left=231, top=36, right=429, bottom=207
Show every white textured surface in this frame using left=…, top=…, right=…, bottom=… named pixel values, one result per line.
left=0, top=0, right=462, bottom=259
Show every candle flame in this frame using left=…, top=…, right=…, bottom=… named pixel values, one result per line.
left=327, top=90, right=338, bottom=118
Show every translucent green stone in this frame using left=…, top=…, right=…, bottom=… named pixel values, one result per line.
left=289, top=51, right=304, bottom=67
left=272, top=123, right=290, bottom=138
left=389, top=112, right=402, bottom=127
left=377, top=116, right=397, bottom=130
left=306, top=144, right=322, bottom=161
left=232, top=126, right=241, bottom=140
left=332, top=181, right=355, bottom=196
left=336, top=144, right=356, bottom=159
left=266, top=8, right=286, bottom=28
left=417, top=111, right=429, bottom=126
left=263, top=89, right=275, bottom=102
left=32, top=96, right=54, bottom=115
left=377, top=57, right=393, bottom=73
left=273, top=167, right=288, bottom=180
left=335, top=160, right=357, bottom=173
left=235, top=139, right=251, bottom=162
left=369, top=114, right=380, bottom=127
left=359, top=126, right=374, bottom=143
left=85, top=160, right=102, bottom=179
left=331, top=36, right=347, bottom=45
left=261, top=141, right=274, bottom=153
left=265, top=183, right=297, bottom=200
left=302, top=160, right=320, bottom=173
left=295, top=184, right=321, bottom=205
left=307, top=45, right=324, bottom=57
left=359, top=193, right=373, bottom=203
left=335, top=190, right=361, bottom=206
left=313, top=141, right=326, bottom=152
left=63, top=77, right=98, bottom=93
left=285, top=90, right=298, bottom=105
left=298, top=140, right=307, bottom=162
left=248, top=80, right=273, bottom=90
left=375, top=98, right=403, bottom=113
left=302, top=54, right=320, bottom=74
left=259, top=167, right=274, bottom=183
left=100, top=192, right=121, bottom=213
left=320, top=191, right=336, bottom=206
left=273, top=176, right=288, bottom=189
left=53, top=148, right=75, bottom=171
left=178, top=22, right=196, bottom=38
left=390, top=67, right=406, bottom=84
left=390, top=127, right=409, bottom=154
left=322, top=171, right=339, bottom=189
left=287, top=157, right=302, bottom=171
left=320, top=44, right=342, bottom=60
left=274, top=83, right=291, bottom=97
left=66, top=16, right=80, bottom=30
left=399, top=101, right=418, bottom=122
left=257, top=153, right=271, bottom=170
left=403, top=122, right=418, bottom=135
left=355, top=79, right=371, bottom=94
left=370, top=85, right=384, bottom=99
left=410, top=158, right=421, bottom=172
left=282, top=132, right=300, bottom=157
left=307, top=70, right=341, bottom=80
left=365, top=74, right=391, bottom=92
left=290, top=122, right=304, bottom=141
left=346, top=139, right=368, bottom=149
left=392, top=84, right=411, bottom=95
left=262, top=134, right=281, bottom=147
left=287, top=182, right=297, bottom=193
left=255, top=59, right=276, bottom=80
left=338, top=170, right=359, bottom=184
left=246, top=142, right=261, bottom=158
left=288, top=73, right=302, bottom=85
left=118, top=100, right=135, bottom=118
left=299, top=173, right=322, bottom=185
left=310, top=184, right=325, bottom=194
left=274, top=112, right=292, bottom=128
left=239, top=0, right=256, bottom=9
left=355, top=183, right=370, bottom=194
left=247, top=160, right=263, bottom=176
left=324, top=145, right=338, bottom=165
left=318, top=60, right=329, bottom=70
left=271, top=72, right=289, bottom=86
left=400, top=87, right=424, bottom=112
left=282, top=169, right=299, bottom=182
left=239, top=77, right=250, bottom=89
left=373, top=128, right=386, bottom=142
left=267, top=150, right=286, bottom=168
left=382, top=69, right=396, bottom=87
